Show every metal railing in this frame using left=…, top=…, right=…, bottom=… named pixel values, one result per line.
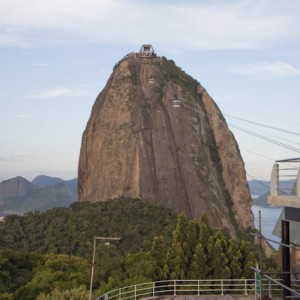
left=96, top=278, right=283, bottom=300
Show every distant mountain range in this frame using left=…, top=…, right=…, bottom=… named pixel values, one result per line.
left=248, top=179, right=295, bottom=207
left=0, top=175, right=77, bottom=216
left=31, top=175, right=78, bottom=198
left=0, top=176, right=295, bottom=216
left=247, top=180, right=270, bottom=197
left=248, top=179, right=295, bottom=196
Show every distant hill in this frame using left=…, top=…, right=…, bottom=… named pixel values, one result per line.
left=32, top=175, right=78, bottom=199
left=248, top=180, right=270, bottom=197
left=248, top=179, right=295, bottom=198
left=63, top=178, right=78, bottom=199
left=249, top=179, right=295, bottom=208
left=0, top=175, right=77, bottom=215
left=32, top=175, right=64, bottom=187
left=252, top=192, right=270, bottom=207
left=0, top=198, right=178, bottom=257
left=1, top=175, right=294, bottom=214
left=0, top=176, right=33, bottom=203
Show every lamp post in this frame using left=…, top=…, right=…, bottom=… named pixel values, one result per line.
left=89, top=236, right=121, bottom=300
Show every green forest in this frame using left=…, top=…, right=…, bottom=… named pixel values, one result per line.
left=0, top=198, right=279, bottom=299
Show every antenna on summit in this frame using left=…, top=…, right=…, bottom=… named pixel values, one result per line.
left=139, top=44, right=156, bottom=57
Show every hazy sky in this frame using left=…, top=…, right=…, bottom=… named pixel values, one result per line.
left=0, top=0, right=300, bottom=182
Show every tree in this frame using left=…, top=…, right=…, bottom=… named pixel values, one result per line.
left=150, top=236, right=168, bottom=280
left=186, top=220, right=199, bottom=261
left=168, top=214, right=191, bottom=279
left=207, top=231, right=230, bottom=279
left=227, top=238, right=242, bottom=279
left=239, top=240, right=258, bottom=278
left=190, top=242, right=209, bottom=279
left=125, top=251, right=152, bottom=281
left=94, top=244, right=123, bottom=285
left=0, top=249, right=42, bottom=295
left=14, top=254, right=90, bottom=300
left=36, top=285, right=89, bottom=300
left=198, top=214, right=211, bottom=255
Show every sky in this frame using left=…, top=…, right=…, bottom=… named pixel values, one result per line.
left=0, top=0, right=300, bottom=183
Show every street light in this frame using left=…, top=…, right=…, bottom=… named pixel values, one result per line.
left=89, top=236, right=121, bottom=300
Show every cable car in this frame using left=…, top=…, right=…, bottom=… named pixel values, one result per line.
left=172, top=99, right=181, bottom=108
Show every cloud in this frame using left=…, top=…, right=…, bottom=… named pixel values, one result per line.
left=0, top=155, right=32, bottom=162
left=229, top=61, right=299, bottom=79
left=28, top=87, right=92, bottom=99
left=22, top=62, right=49, bottom=67
left=0, top=27, right=30, bottom=47
left=14, top=114, right=34, bottom=118
left=0, top=0, right=300, bottom=50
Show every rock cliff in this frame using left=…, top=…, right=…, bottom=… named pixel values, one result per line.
left=0, top=176, right=32, bottom=204
left=78, top=48, right=253, bottom=235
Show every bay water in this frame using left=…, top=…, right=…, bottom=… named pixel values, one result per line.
left=251, top=205, right=282, bottom=249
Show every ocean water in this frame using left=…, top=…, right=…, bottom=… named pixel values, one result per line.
left=251, top=205, right=282, bottom=249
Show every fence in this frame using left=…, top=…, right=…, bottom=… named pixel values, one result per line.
left=96, top=278, right=284, bottom=300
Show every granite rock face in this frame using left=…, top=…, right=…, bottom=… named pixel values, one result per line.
left=0, top=176, right=32, bottom=204
left=78, top=51, right=253, bottom=235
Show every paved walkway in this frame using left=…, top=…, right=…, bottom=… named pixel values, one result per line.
left=143, top=295, right=256, bottom=300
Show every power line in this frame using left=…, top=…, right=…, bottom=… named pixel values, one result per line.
left=246, top=172, right=270, bottom=193
left=246, top=167, right=270, bottom=191
left=246, top=166, right=269, bottom=182
left=230, top=120, right=300, bottom=146
left=225, top=114, right=300, bottom=137
left=229, top=123, right=300, bottom=154
left=203, top=105, right=299, bottom=181
left=240, top=148, right=275, bottom=161
left=241, top=148, right=298, bottom=172
left=219, top=103, right=300, bottom=127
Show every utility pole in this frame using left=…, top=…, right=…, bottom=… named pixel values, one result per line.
left=259, top=210, right=263, bottom=300
left=89, top=236, right=121, bottom=300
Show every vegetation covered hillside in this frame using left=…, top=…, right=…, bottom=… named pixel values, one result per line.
left=0, top=198, right=278, bottom=299
left=0, top=198, right=176, bottom=257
